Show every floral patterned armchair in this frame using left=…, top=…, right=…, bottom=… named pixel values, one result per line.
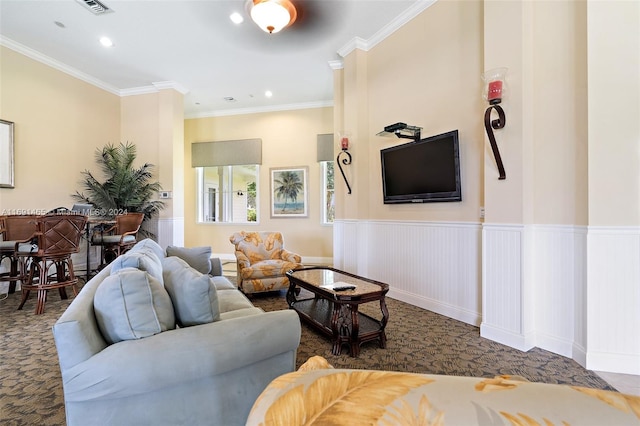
left=229, top=231, right=303, bottom=295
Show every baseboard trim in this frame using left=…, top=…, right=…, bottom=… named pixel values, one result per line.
left=390, top=287, right=481, bottom=327
left=480, top=322, right=535, bottom=352
left=586, top=351, right=640, bottom=375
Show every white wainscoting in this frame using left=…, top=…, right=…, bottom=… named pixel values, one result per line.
left=481, top=224, right=590, bottom=358
left=335, top=220, right=640, bottom=374
left=481, top=224, right=531, bottom=351
left=157, top=216, right=185, bottom=249
left=530, top=225, right=587, bottom=360
left=334, top=219, right=482, bottom=326
left=586, top=227, right=640, bottom=375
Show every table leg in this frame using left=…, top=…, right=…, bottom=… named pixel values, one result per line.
left=286, top=281, right=297, bottom=307
left=330, top=302, right=343, bottom=355
left=350, top=303, right=361, bottom=357
left=379, top=297, right=389, bottom=349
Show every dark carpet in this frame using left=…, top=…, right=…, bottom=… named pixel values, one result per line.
left=0, top=279, right=614, bottom=426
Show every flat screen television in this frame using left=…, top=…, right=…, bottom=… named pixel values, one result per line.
left=380, top=130, right=461, bottom=204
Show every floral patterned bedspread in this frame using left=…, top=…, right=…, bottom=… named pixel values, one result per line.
left=247, top=356, right=640, bottom=425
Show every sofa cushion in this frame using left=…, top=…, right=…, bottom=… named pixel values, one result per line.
left=129, top=238, right=165, bottom=260
left=110, top=249, right=163, bottom=283
left=211, top=276, right=237, bottom=290
left=166, top=245, right=212, bottom=275
left=162, top=257, right=220, bottom=327
left=240, top=259, right=299, bottom=279
left=217, top=287, right=255, bottom=313
left=93, top=269, right=175, bottom=344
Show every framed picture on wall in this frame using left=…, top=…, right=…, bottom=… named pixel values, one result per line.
left=270, top=166, right=308, bottom=218
left=0, top=119, right=15, bottom=188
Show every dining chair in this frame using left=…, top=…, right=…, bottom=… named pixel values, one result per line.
left=91, top=212, right=145, bottom=267
left=17, top=213, right=88, bottom=314
left=0, top=214, right=40, bottom=294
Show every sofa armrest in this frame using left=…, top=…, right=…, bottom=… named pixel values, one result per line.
left=61, top=309, right=301, bottom=402
left=209, top=257, right=223, bottom=276
left=234, top=250, right=251, bottom=269
left=280, top=249, right=301, bottom=263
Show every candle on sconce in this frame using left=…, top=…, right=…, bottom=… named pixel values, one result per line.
left=488, top=80, right=503, bottom=104
left=340, top=136, right=349, bottom=150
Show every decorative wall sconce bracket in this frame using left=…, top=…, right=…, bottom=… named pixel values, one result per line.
left=482, top=67, right=508, bottom=180
left=484, top=104, right=506, bottom=180
left=337, top=149, right=352, bottom=195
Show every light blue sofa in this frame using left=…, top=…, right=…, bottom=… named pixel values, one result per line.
left=52, top=239, right=301, bottom=426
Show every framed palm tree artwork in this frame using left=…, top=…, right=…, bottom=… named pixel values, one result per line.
left=270, top=166, right=308, bottom=218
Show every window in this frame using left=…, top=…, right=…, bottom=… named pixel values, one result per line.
left=321, top=161, right=334, bottom=224
left=197, top=165, right=259, bottom=223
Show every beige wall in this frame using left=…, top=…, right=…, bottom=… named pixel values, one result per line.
left=184, top=108, right=334, bottom=259
left=121, top=90, right=185, bottom=222
left=0, top=46, right=120, bottom=212
left=532, top=1, right=588, bottom=226
left=484, top=0, right=589, bottom=226
left=337, top=0, right=484, bottom=223
left=588, top=0, right=640, bottom=226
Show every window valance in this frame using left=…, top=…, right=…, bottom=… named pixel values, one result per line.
left=191, top=138, right=262, bottom=167
left=316, top=134, right=334, bottom=162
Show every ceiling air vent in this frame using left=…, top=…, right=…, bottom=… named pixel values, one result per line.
left=75, top=0, right=112, bottom=15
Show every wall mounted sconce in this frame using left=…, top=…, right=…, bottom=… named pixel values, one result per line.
left=376, top=122, right=422, bottom=142
left=482, top=67, right=507, bottom=180
left=337, top=133, right=352, bottom=194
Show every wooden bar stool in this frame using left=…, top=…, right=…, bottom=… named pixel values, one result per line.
left=17, top=213, right=87, bottom=315
left=91, top=212, right=144, bottom=268
left=0, top=215, right=40, bottom=294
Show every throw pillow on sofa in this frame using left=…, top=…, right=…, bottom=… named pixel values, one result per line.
left=130, top=238, right=165, bottom=260
left=162, top=256, right=221, bottom=327
left=110, top=249, right=163, bottom=283
left=166, top=245, right=212, bottom=275
left=94, top=268, right=176, bottom=344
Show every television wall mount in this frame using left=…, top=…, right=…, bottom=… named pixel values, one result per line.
left=376, top=122, right=422, bottom=142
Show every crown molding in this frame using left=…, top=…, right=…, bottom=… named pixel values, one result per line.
left=152, top=81, right=190, bottom=94
left=1, top=36, right=189, bottom=98
left=337, top=37, right=368, bottom=58
left=328, top=60, right=344, bottom=70
left=337, top=0, right=438, bottom=57
left=186, top=100, right=333, bottom=119
left=120, top=81, right=190, bottom=97
left=0, top=35, right=120, bottom=95
left=3, top=1, right=438, bottom=115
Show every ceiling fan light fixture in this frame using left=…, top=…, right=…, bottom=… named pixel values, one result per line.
left=250, top=0, right=297, bottom=34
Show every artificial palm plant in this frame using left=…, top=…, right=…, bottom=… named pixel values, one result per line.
left=72, top=142, right=164, bottom=223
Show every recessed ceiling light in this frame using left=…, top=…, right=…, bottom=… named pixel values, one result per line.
left=230, top=12, right=244, bottom=24
left=54, top=21, right=66, bottom=28
left=265, top=90, right=273, bottom=98
left=99, top=36, right=113, bottom=47
left=223, top=96, right=236, bottom=102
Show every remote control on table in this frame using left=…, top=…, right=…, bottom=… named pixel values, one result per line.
left=333, top=285, right=355, bottom=291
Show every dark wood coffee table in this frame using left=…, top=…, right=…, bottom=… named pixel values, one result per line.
left=286, top=266, right=389, bottom=357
